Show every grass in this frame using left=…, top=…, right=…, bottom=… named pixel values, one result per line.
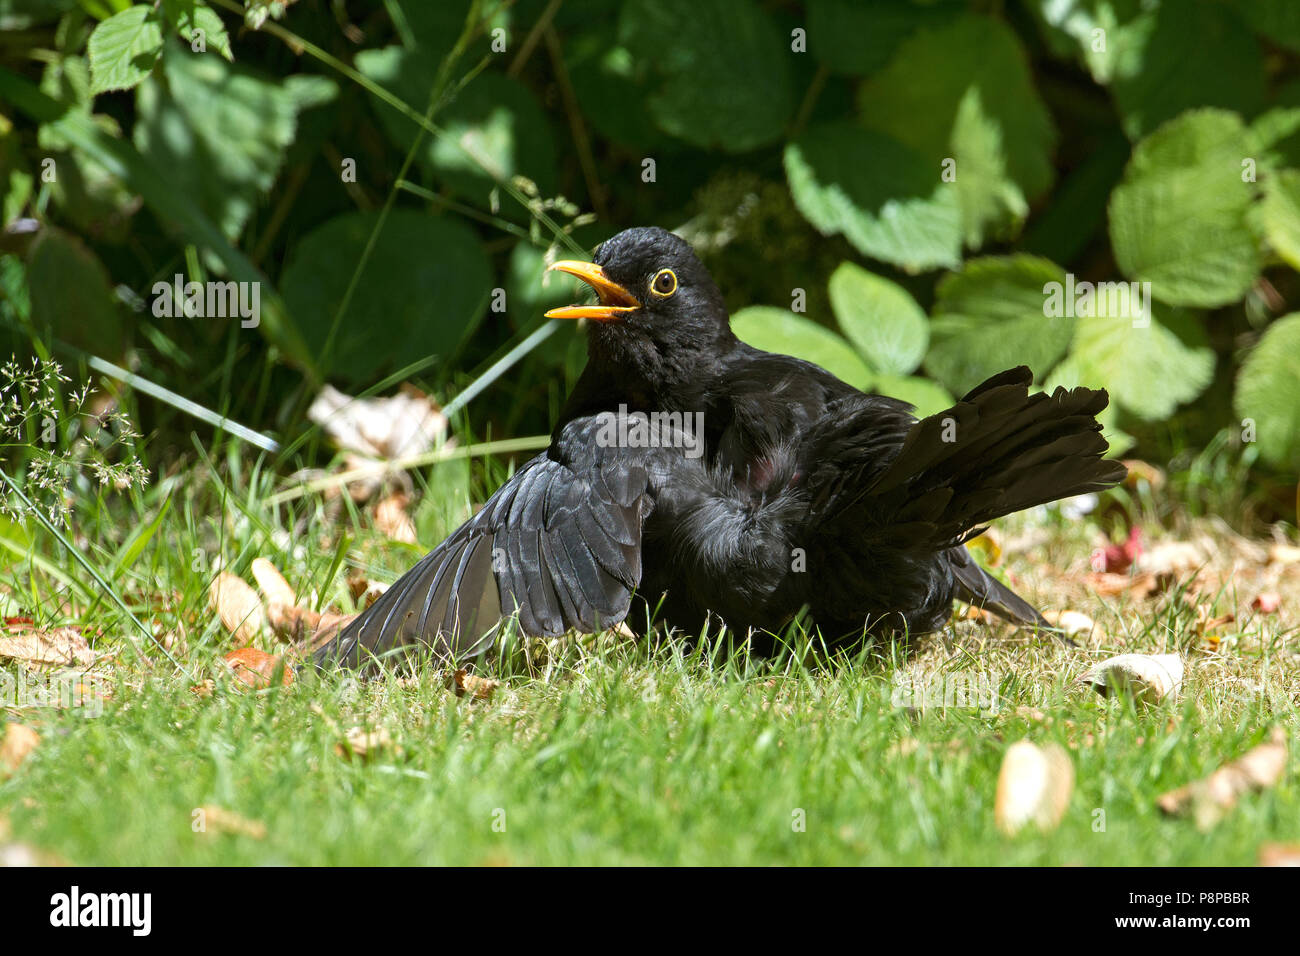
left=1, top=436, right=1297, bottom=865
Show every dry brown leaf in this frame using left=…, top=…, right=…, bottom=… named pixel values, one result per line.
left=452, top=669, right=500, bottom=701
left=994, top=741, right=1074, bottom=836
left=190, top=679, right=215, bottom=699
left=196, top=805, right=268, bottom=840
left=1258, top=842, right=1300, bottom=867
left=0, top=842, right=67, bottom=866
left=374, top=491, right=418, bottom=544
left=0, top=625, right=94, bottom=667
left=222, top=647, right=294, bottom=688
left=1080, top=653, right=1183, bottom=705
left=1042, top=609, right=1096, bottom=638
left=0, top=723, right=40, bottom=774
left=347, top=573, right=387, bottom=609
left=1157, top=728, right=1288, bottom=829
left=1121, top=459, right=1165, bottom=490
left=1085, top=571, right=1162, bottom=600
left=208, top=573, right=265, bottom=643
left=307, top=383, right=447, bottom=460
left=334, top=726, right=402, bottom=762
left=250, top=557, right=296, bottom=607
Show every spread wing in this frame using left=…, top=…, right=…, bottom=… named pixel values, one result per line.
left=315, top=414, right=656, bottom=668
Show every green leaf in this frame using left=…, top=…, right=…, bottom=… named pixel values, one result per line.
left=0, top=64, right=316, bottom=378
left=828, top=262, right=927, bottom=376
left=731, top=306, right=874, bottom=390
left=134, top=44, right=335, bottom=239
left=806, top=0, right=952, bottom=76
left=281, top=211, right=492, bottom=384
left=856, top=14, right=1055, bottom=248
left=785, top=123, right=961, bottom=272
left=924, top=256, right=1074, bottom=397
left=1108, top=109, right=1262, bottom=308
left=26, top=228, right=123, bottom=357
left=1250, top=169, right=1300, bottom=271
left=88, top=5, right=164, bottom=95
left=357, top=48, right=556, bottom=203
left=871, top=374, right=954, bottom=419
left=1234, top=313, right=1300, bottom=470
left=1070, top=302, right=1214, bottom=421
left=163, top=1, right=234, bottom=62
left=619, top=0, right=793, bottom=152
left=1108, top=1, right=1265, bottom=140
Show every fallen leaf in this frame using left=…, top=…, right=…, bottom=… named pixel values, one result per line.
left=0, top=723, right=40, bottom=774
left=190, top=679, right=215, bottom=698
left=334, top=726, right=402, bottom=762
left=452, top=669, right=500, bottom=701
left=1121, top=459, right=1165, bottom=490
left=1258, top=842, right=1300, bottom=867
left=1251, top=592, right=1281, bottom=614
left=347, top=573, right=387, bottom=608
left=1085, top=571, right=1162, bottom=600
left=374, top=491, right=418, bottom=544
left=0, top=626, right=94, bottom=667
left=250, top=558, right=296, bottom=607
left=196, top=805, right=267, bottom=839
left=1042, top=609, right=1095, bottom=638
left=994, top=741, right=1074, bottom=835
left=965, top=530, right=1002, bottom=567
left=1158, top=728, right=1288, bottom=829
left=0, top=842, right=67, bottom=866
left=1080, top=653, right=1183, bottom=705
left=208, top=573, right=265, bottom=644
left=307, top=383, right=447, bottom=460
left=222, top=647, right=294, bottom=688
left=1267, top=542, right=1300, bottom=566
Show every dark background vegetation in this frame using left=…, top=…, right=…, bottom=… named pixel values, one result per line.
left=1, top=0, right=1298, bottom=527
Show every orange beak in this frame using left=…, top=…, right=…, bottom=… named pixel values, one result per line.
left=544, top=261, right=641, bottom=321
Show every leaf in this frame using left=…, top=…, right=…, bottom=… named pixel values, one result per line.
left=1157, top=727, right=1288, bottom=830
left=731, top=306, right=874, bottom=390
left=1251, top=169, right=1300, bottom=271
left=924, top=255, right=1073, bottom=397
left=208, top=572, right=265, bottom=644
left=452, top=669, right=500, bottom=701
left=1108, top=0, right=1265, bottom=141
left=356, top=48, right=556, bottom=203
left=828, top=262, right=927, bottom=375
left=0, top=65, right=318, bottom=378
left=785, top=123, right=961, bottom=272
left=0, top=624, right=95, bottom=667
left=335, top=726, right=402, bottom=761
left=619, top=0, right=793, bottom=152
left=222, top=647, right=293, bottom=688
left=374, top=491, right=417, bottom=544
left=994, top=741, right=1074, bottom=836
left=1080, top=653, right=1183, bottom=705
left=25, top=228, right=124, bottom=357
left=163, top=1, right=233, bottom=61
left=280, top=211, right=492, bottom=384
left=806, top=0, right=952, bottom=75
left=1108, top=109, right=1261, bottom=308
left=857, top=15, right=1055, bottom=247
left=135, top=44, right=335, bottom=239
left=306, top=384, right=448, bottom=459
left=195, top=805, right=267, bottom=839
left=0, top=723, right=40, bottom=775
left=1235, top=313, right=1300, bottom=470
left=1069, top=301, right=1215, bottom=421
left=87, top=5, right=164, bottom=95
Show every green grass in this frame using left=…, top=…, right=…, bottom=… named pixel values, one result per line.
left=1, top=440, right=1297, bottom=865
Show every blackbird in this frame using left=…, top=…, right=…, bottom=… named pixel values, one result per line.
left=316, top=227, right=1125, bottom=667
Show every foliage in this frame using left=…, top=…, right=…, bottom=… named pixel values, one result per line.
left=1, top=0, right=1299, bottom=496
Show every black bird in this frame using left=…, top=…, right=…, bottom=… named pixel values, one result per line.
left=316, top=227, right=1126, bottom=667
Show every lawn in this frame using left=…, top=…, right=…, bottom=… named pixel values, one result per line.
left=1, top=443, right=1296, bottom=866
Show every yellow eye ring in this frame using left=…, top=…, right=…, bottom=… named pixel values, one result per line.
left=651, top=268, right=677, bottom=297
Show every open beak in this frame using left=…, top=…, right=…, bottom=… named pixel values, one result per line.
left=545, top=261, right=640, bottom=321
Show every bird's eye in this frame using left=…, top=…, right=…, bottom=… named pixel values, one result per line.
left=651, top=268, right=677, bottom=297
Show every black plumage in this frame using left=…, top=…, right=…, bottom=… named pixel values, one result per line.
left=316, top=227, right=1126, bottom=668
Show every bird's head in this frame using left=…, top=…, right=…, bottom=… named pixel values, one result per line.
left=545, top=227, right=732, bottom=361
